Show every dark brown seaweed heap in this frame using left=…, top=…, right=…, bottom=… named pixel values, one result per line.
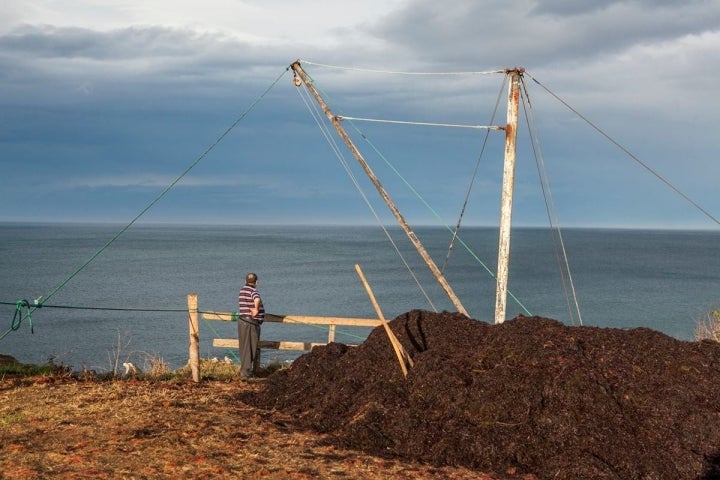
left=243, top=310, right=720, bottom=479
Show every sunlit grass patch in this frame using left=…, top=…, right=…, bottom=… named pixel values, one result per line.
left=694, top=309, right=720, bottom=342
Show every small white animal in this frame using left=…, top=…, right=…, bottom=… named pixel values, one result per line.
left=223, top=356, right=233, bottom=364
left=122, top=362, right=140, bottom=376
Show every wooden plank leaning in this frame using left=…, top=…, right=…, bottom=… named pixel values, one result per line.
left=354, top=264, right=413, bottom=377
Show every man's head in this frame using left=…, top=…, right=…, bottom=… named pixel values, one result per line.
left=245, top=272, right=258, bottom=286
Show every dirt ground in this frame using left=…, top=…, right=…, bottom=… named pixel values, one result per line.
left=3, top=310, right=720, bottom=479
left=0, top=377, right=492, bottom=479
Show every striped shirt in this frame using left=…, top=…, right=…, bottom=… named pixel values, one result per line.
left=238, top=284, right=265, bottom=320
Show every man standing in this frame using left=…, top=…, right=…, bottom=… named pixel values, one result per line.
left=238, top=272, right=264, bottom=378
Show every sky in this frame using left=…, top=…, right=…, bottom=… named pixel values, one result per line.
left=1, top=0, right=719, bottom=229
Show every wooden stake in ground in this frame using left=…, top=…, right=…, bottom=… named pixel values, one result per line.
left=354, top=264, right=414, bottom=377
left=187, top=293, right=200, bottom=383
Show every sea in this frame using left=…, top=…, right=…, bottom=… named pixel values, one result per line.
left=1, top=223, right=719, bottom=373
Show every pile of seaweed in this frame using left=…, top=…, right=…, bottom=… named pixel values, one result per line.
left=243, top=310, right=720, bottom=479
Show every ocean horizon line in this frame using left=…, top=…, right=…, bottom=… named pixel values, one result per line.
left=1, top=220, right=718, bottom=233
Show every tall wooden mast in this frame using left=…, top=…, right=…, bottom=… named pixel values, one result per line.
left=494, top=68, right=523, bottom=324
left=291, top=61, right=469, bottom=317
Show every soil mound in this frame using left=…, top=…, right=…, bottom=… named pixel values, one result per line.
left=243, top=310, right=720, bottom=479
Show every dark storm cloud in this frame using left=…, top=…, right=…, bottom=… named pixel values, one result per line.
left=0, top=21, right=331, bottom=128
left=367, top=0, right=720, bottom=68
left=0, top=23, right=306, bottom=62
left=0, top=1, right=717, bottom=227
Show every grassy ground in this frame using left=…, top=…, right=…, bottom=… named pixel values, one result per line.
left=0, top=358, right=500, bottom=480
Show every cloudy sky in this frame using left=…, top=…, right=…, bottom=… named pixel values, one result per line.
left=1, top=0, right=718, bottom=229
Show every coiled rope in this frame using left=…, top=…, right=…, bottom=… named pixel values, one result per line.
left=11, top=300, right=33, bottom=335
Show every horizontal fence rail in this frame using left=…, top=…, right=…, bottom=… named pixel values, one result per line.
left=202, top=311, right=382, bottom=349
left=187, top=294, right=382, bottom=381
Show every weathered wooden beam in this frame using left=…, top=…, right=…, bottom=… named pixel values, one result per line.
left=355, top=263, right=412, bottom=377
left=291, top=61, right=469, bottom=318
left=202, top=311, right=382, bottom=328
left=495, top=68, right=523, bottom=324
left=187, top=293, right=200, bottom=383
left=213, top=338, right=356, bottom=351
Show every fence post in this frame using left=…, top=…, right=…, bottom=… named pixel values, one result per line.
left=188, top=293, right=200, bottom=382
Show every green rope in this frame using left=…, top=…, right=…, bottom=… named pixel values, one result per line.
left=304, top=69, right=531, bottom=316
left=347, top=123, right=532, bottom=316
left=1, top=299, right=33, bottom=340
left=282, top=318, right=370, bottom=343
left=202, top=314, right=240, bottom=362
left=0, top=301, right=187, bottom=313
left=3, top=300, right=33, bottom=339
left=2, top=67, right=290, bottom=341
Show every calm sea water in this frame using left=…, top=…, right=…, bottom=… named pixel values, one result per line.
left=1, top=223, right=719, bottom=372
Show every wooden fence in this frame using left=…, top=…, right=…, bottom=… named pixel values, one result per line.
left=187, top=293, right=381, bottom=382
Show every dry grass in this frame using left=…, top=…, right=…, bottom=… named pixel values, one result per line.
left=694, top=309, right=720, bottom=342
left=0, top=375, right=495, bottom=479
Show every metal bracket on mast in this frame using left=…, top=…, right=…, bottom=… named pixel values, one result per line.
left=494, top=68, right=524, bottom=324
left=290, top=61, right=469, bottom=317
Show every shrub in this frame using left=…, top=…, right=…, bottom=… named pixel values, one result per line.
left=694, top=309, right=720, bottom=342
left=0, top=355, right=72, bottom=377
